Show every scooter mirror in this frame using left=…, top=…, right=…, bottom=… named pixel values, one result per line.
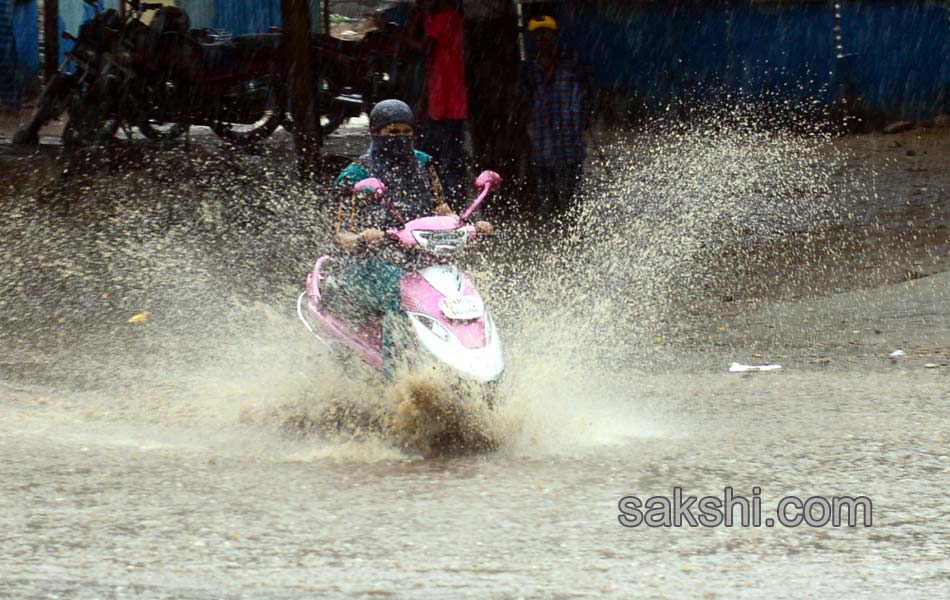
left=461, top=171, right=502, bottom=220
left=353, top=177, right=386, bottom=198
left=475, top=170, right=501, bottom=191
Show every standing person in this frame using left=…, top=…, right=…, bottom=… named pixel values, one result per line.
left=405, top=0, right=468, bottom=205
left=524, top=15, right=592, bottom=218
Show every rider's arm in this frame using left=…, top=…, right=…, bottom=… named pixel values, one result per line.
left=334, top=176, right=389, bottom=249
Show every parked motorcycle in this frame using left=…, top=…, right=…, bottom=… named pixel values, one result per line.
left=297, top=171, right=504, bottom=397
left=12, top=3, right=124, bottom=146
left=283, top=24, right=415, bottom=137
left=16, top=0, right=286, bottom=149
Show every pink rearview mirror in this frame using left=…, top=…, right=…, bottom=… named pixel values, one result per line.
left=475, top=170, right=501, bottom=191
left=461, top=170, right=502, bottom=220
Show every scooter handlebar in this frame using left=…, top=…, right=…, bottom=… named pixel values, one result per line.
left=353, top=177, right=386, bottom=198
left=385, top=217, right=478, bottom=248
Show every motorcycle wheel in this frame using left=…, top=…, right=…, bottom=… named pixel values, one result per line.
left=210, top=70, right=286, bottom=146
left=138, top=120, right=190, bottom=141
left=13, top=72, right=79, bottom=146
left=281, top=108, right=345, bottom=138
left=281, top=76, right=347, bottom=137
left=61, top=88, right=120, bottom=151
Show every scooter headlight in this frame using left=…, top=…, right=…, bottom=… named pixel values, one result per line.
left=413, top=313, right=452, bottom=342
left=411, top=229, right=468, bottom=256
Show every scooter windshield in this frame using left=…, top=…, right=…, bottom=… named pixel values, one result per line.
left=411, top=228, right=469, bottom=256
left=389, top=216, right=476, bottom=256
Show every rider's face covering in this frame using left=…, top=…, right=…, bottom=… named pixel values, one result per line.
left=362, top=126, right=432, bottom=221
left=371, top=132, right=414, bottom=165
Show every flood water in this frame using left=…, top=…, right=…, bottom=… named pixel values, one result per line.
left=1, top=121, right=948, bottom=598
left=2, top=366, right=948, bottom=598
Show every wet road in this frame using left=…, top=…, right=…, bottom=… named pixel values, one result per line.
left=2, top=121, right=949, bottom=598
left=2, top=363, right=948, bottom=598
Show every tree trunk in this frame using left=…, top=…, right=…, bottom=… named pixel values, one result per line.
left=280, top=0, right=321, bottom=178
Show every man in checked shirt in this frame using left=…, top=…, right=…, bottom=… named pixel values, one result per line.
left=524, top=15, right=593, bottom=218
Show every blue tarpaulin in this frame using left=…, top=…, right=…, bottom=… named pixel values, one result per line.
left=213, top=0, right=282, bottom=34
left=13, top=0, right=38, bottom=86
left=545, top=0, right=950, bottom=122
left=0, top=0, right=19, bottom=108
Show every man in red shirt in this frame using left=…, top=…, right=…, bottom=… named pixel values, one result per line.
left=407, top=0, right=468, bottom=204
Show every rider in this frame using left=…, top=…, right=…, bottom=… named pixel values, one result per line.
left=333, top=99, right=492, bottom=376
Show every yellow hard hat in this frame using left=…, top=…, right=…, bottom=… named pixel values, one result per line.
left=528, top=15, right=557, bottom=33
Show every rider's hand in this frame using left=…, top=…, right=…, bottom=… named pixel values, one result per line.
left=360, top=228, right=385, bottom=244
left=475, top=221, right=494, bottom=235
left=336, top=232, right=360, bottom=249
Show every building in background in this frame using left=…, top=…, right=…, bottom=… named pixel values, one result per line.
left=3, top=1, right=950, bottom=125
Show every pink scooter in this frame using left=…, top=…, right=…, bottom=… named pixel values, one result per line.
left=297, top=170, right=504, bottom=384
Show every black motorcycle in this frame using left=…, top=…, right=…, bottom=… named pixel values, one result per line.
left=16, top=0, right=287, bottom=149
left=13, top=2, right=123, bottom=146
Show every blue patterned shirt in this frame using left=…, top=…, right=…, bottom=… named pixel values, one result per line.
left=524, top=50, right=591, bottom=168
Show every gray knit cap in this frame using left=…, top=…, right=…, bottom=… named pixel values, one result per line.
left=369, top=99, right=413, bottom=130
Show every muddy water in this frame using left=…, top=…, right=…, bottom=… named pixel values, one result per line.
left=2, top=124, right=949, bottom=597
left=2, top=365, right=948, bottom=598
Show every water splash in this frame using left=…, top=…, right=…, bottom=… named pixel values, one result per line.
left=0, top=110, right=867, bottom=460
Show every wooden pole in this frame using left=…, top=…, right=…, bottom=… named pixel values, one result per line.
left=280, top=0, right=322, bottom=178
left=43, top=0, right=59, bottom=82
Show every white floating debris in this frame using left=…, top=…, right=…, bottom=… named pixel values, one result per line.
left=729, top=362, right=782, bottom=373
left=889, top=350, right=906, bottom=357
left=925, top=363, right=940, bottom=369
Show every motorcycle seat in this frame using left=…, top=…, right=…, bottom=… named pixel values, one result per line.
left=199, top=42, right=242, bottom=73
left=198, top=33, right=283, bottom=74
left=312, top=34, right=362, bottom=56
left=231, top=33, right=284, bottom=60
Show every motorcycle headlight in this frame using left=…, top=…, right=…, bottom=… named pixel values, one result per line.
left=411, top=229, right=468, bottom=256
